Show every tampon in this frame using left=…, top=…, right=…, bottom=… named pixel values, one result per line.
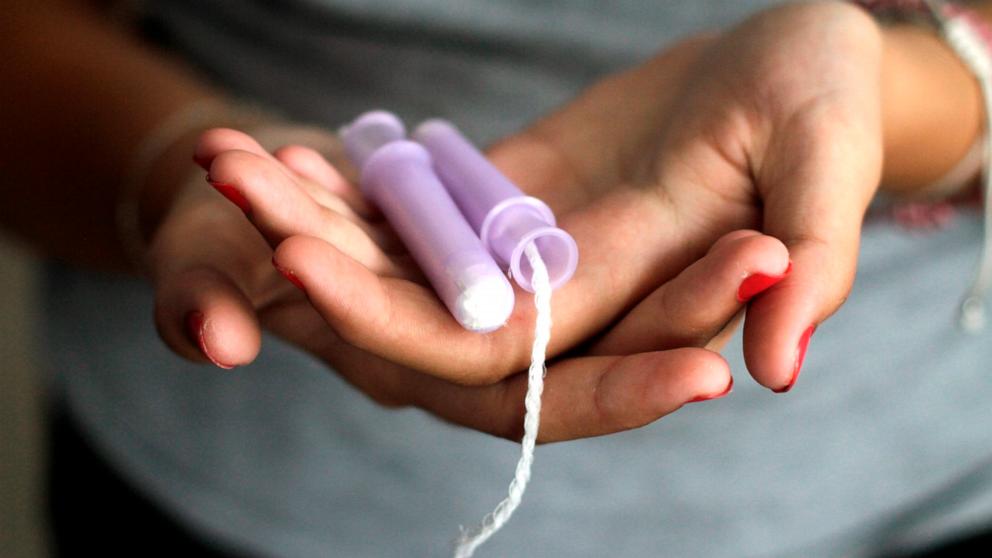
left=413, top=120, right=578, bottom=293
left=340, top=111, right=515, bottom=333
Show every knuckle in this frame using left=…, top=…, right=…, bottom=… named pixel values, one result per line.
left=316, top=205, right=348, bottom=232
left=659, top=288, right=718, bottom=347
left=592, top=361, right=647, bottom=432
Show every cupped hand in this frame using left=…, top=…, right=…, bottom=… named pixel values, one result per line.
left=150, top=0, right=883, bottom=442
left=538, top=0, right=885, bottom=391
left=251, top=1, right=881, bottom=392
left=148, top=124, right=781, bottom=442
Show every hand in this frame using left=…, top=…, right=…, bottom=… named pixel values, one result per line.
left=148, top=122, right=790, bottom=442
left=158, top=0, right=892, bottom=441
left=256, top=1, right=882, bottom=392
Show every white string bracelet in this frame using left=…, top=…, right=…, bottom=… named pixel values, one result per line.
left=857, top=0, right=992, bottom=332
left=454, top=242, right=553, bottom=558
left=927, top=1, right=992, bottom=332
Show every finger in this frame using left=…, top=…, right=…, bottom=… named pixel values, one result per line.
left=744, top=105, right=882, bottom=392
left=273, top=235, right=529, bottom=384
left=273, top=144, right=376, bottom=218
left=591, top=230, right=790, bottom=355
left=264, top=278, right=733, bottom=443
left=154, top=266, right=262, bottom=369
left=197, top=128, right=356, bottom=219
left=354, top=347, right=732, bottom=443
left=194, top=127, right=274, bottom=170
left=196, top=128, right=381, bottom=228
left=499, top=348, right=732, bottom=442
left=274, top=145, right=402, bottom=253
left=149, top=206, right=269, bottom=369
left=271, top=146, right=365, bottom=222
left=207, top=149, right=408, bottom=278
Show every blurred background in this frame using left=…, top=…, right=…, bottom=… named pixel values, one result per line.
left=0, top=233, right=48, bottom=558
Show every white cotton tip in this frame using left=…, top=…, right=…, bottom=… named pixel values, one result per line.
left=453, top=274, right=516, bottom=333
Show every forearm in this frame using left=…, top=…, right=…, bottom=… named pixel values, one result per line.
left=0, top=0, right=221, bottom=269
left=879, top=1, right=992, bottom=195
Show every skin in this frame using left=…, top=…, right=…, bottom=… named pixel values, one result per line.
left=1, top=1, right=988, bottom=441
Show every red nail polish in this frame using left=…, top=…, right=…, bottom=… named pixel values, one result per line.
left=272, top=258, right=306, bottom=292
left=207, top=177, right=251, bottom=215
left=737, top=261, right=793, bottom=303
left=184, top=311, right=234, bottom=370
left=774, top=325, right=815, bottom=393
left=193, top=153, right=211, bottom=169
left=688, top=376, right=734, bottom=403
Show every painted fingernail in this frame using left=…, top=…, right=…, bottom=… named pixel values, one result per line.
left=737, top=261, right=793, bottom=303
left=688, top=376, right=734, bottom=403
left=207, top=177, right=251, bottom=215
left=774, top=325, right=815, bottom=393
left=184, top=311, right=235, bottom=370
left=272, top=257, right=306, bottom=292
left=193, top=153, right=211, bottom=169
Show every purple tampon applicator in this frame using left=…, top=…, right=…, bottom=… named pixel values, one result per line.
left=340, top=111, right=515, bottom=333
left=413, top=120, right=572, bottom=557
left=413, top=120, right=578, bottom=292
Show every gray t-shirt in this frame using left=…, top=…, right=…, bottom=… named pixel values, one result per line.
left=47, top=1, right=992, bottom=556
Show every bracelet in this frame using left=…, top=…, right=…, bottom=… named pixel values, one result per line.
left=116, top=98, right=277, bottom=272
left=856, top=0, right=992, bottom=332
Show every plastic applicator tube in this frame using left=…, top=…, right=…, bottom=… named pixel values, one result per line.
left=340, top=111, right=515, bottom=333
left=412, top=120, right=578, bottom=292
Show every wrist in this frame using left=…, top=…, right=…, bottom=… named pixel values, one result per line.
left=138, top=127, right=211, bottom=241
left=879, top=20, right=984, bottom=195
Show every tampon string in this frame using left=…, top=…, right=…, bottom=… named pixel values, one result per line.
left=454, top=242, right=553, bottom=558
left=344, top=111, right=570, bottom=557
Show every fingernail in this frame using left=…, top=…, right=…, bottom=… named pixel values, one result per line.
left=272, top=257, right=306, bottom=292
left=774, top=325, right=815, bottom=393
left=193, top=153, right=211, bottom=168
left=737, top=261, right=793, bottom=303
left=207, top=177, right=251, bottom=215
left=688, top=376, right=734, bottom=403
left=184, top=311, right=235, bottom=370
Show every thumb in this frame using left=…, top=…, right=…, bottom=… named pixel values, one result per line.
left=148, top=190, right=271, bottom=370
left=742, top=105, right=883, bottom=392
